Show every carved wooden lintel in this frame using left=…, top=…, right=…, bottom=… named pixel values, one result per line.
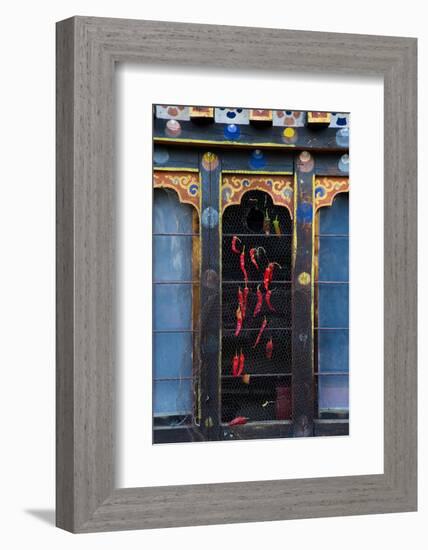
left=153, top=170, right=200, bottom=213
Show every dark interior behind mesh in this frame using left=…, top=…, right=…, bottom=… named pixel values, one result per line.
left=221, top=191, right=293, bottom=423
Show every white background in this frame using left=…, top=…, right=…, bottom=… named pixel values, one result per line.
left=0, top=1, right=424, bottom=548
left=118, top=67, right=383, bottom=487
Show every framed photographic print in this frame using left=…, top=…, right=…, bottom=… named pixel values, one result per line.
left=56, top=17, right=417, bottom=532
left=150, top=104, right=350, bottom=444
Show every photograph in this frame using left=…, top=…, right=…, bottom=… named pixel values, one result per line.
left=152, top=105, right=350, bottom=443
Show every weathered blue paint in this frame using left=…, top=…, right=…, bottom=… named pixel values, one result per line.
left=154, top=236, right=193, bottom=281
left=318, top=284, right=349, bottom=328
left=153, top=189, right=194, bottom=415
left=153, top=380, right=193, bottom=417
left=317, top=329, right=349, bottom=373
left=318, top=375, right=349, bottom=411
left=318, top=237, right=349, bottom=281
left=154, top=332, right=193, bottom=379
left=319, top=193, right=349, bottom=234
left=202, top=206, right=219, bottom=228
left=318, top=192, right=349, bottom=412
left=297, top=201, right=313, bottom=224
left=153, top=188, right=194, bottom=233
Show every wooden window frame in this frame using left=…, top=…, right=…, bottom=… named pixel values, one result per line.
left=56, top=17, right=417, bottom=532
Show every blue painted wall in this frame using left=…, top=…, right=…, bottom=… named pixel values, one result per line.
left=317, top=193, right=349, bottom=413
left=153, top=189, right=194, bottom=417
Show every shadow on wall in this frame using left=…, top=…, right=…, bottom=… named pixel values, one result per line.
left=25, top=509, right=55, bottom=526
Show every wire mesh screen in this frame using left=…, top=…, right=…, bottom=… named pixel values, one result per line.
left=221, top=190, right=293, bottom=424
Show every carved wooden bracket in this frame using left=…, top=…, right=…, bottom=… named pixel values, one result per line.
left=153, top=170, right=200, bottom=213
left=222, top=174, right=294, bottom=218
left=314, top=177, right=349, bottom=212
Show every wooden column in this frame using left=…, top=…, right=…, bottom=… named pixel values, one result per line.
left=292, top=151, right=315, bottom=437
left=199, top=152, right=221, bottom=440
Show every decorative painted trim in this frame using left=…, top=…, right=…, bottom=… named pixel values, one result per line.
left=190, top=106, right=214, bottom=119
left=308, top=112, right=331, bottom=125
left=154, top=136, right=298, bottom=149
left=153, top=170, right=200, bottom=213
left=222, top=169, right=293, bottom=175
left=314, top=177, right=349, bottom=211
left=222, top=174, right=293, bottom=217
left=249, top=109, right=273, bottom=122
left=153, top=166, right=199, bottom=172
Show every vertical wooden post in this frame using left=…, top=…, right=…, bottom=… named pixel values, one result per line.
left=292, top=151, right=315, bottom=437
left=199, top=152, right=221, bottom=440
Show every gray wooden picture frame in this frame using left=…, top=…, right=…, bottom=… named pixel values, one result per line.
left=56, top=16, right=417, bottom=533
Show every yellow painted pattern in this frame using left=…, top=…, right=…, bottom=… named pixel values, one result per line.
left=153, top=170, right=200, bottom=213
left=315, top=177, right=349, bottom=212
left=222, top=174, right=294, bottom=217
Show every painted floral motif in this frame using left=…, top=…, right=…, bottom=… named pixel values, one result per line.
left=222, top=175, right=294, bottom=217
left=273, top=110, right=306, bottom=127
left=201, top=152, right=219, bottom=171
left=155, top=105, right=190, bottom=120
left=329, top=113, right=349, bottom=128
left=249, top=109, right=273, bottom=122
left=153, top=170, right=200, bottom=212
left=214, top=108, right=249, bottom=124
left=314, top=177, right=349, bottom=211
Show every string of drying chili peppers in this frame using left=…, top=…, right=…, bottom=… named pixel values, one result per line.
left=253, top=316, right=268, bottom=348
left=253, top=284, right=263, bottom=317
left=231, top=235, right=241, bottom=254
left=243, top=282, right=249, bottom=318
left=265, top=288, right=276, bottom=312
left=263, top=261, right=282, bottom=291
left=232, top=349, right=245, bottom=377
left=235, top=305, right=243, bottom=336
left=240, top=245, right=248, bottom=284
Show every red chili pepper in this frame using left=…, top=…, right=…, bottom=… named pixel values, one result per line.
left=253, top=317, right=268, bottom=348
left=240, top=246, right=248, bottom=283
left=243, top=283, right=250, bottom=319
left=232, top=350, right=239, bottom=376
left=265, top=289, right=275, bottom=311
left=249, top=247, right=259, bottom=270
left=266, top=338, right=273, bottom=359
left=231, top=235, right=241, bottom=254
left=235, top=305, right=243, bottom=337
left=264, top=262, right=282, bottom=289
left=238, top=286, right=244, bottom=318
left=229, top=416, right=248, bottom=426
left=237, top=349, right=245, bottom=376
left=253, top=284, right=263, bottom=317
left=263, top=265, right=271, bottom=291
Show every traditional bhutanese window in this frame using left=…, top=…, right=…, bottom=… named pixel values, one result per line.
left=221, top=190, right=293, bottom=423
left=152, top=188, right=200, bottom=427
left=315, top=192, right=349, bottom=419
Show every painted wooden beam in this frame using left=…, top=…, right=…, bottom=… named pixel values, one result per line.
left=291, top=151, right=316, bottom=437
left=153, top=118, right=349, bottom=151
left=198, top=152, right=222, bottom=440
left=153, top=145, right=348, bottom=176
